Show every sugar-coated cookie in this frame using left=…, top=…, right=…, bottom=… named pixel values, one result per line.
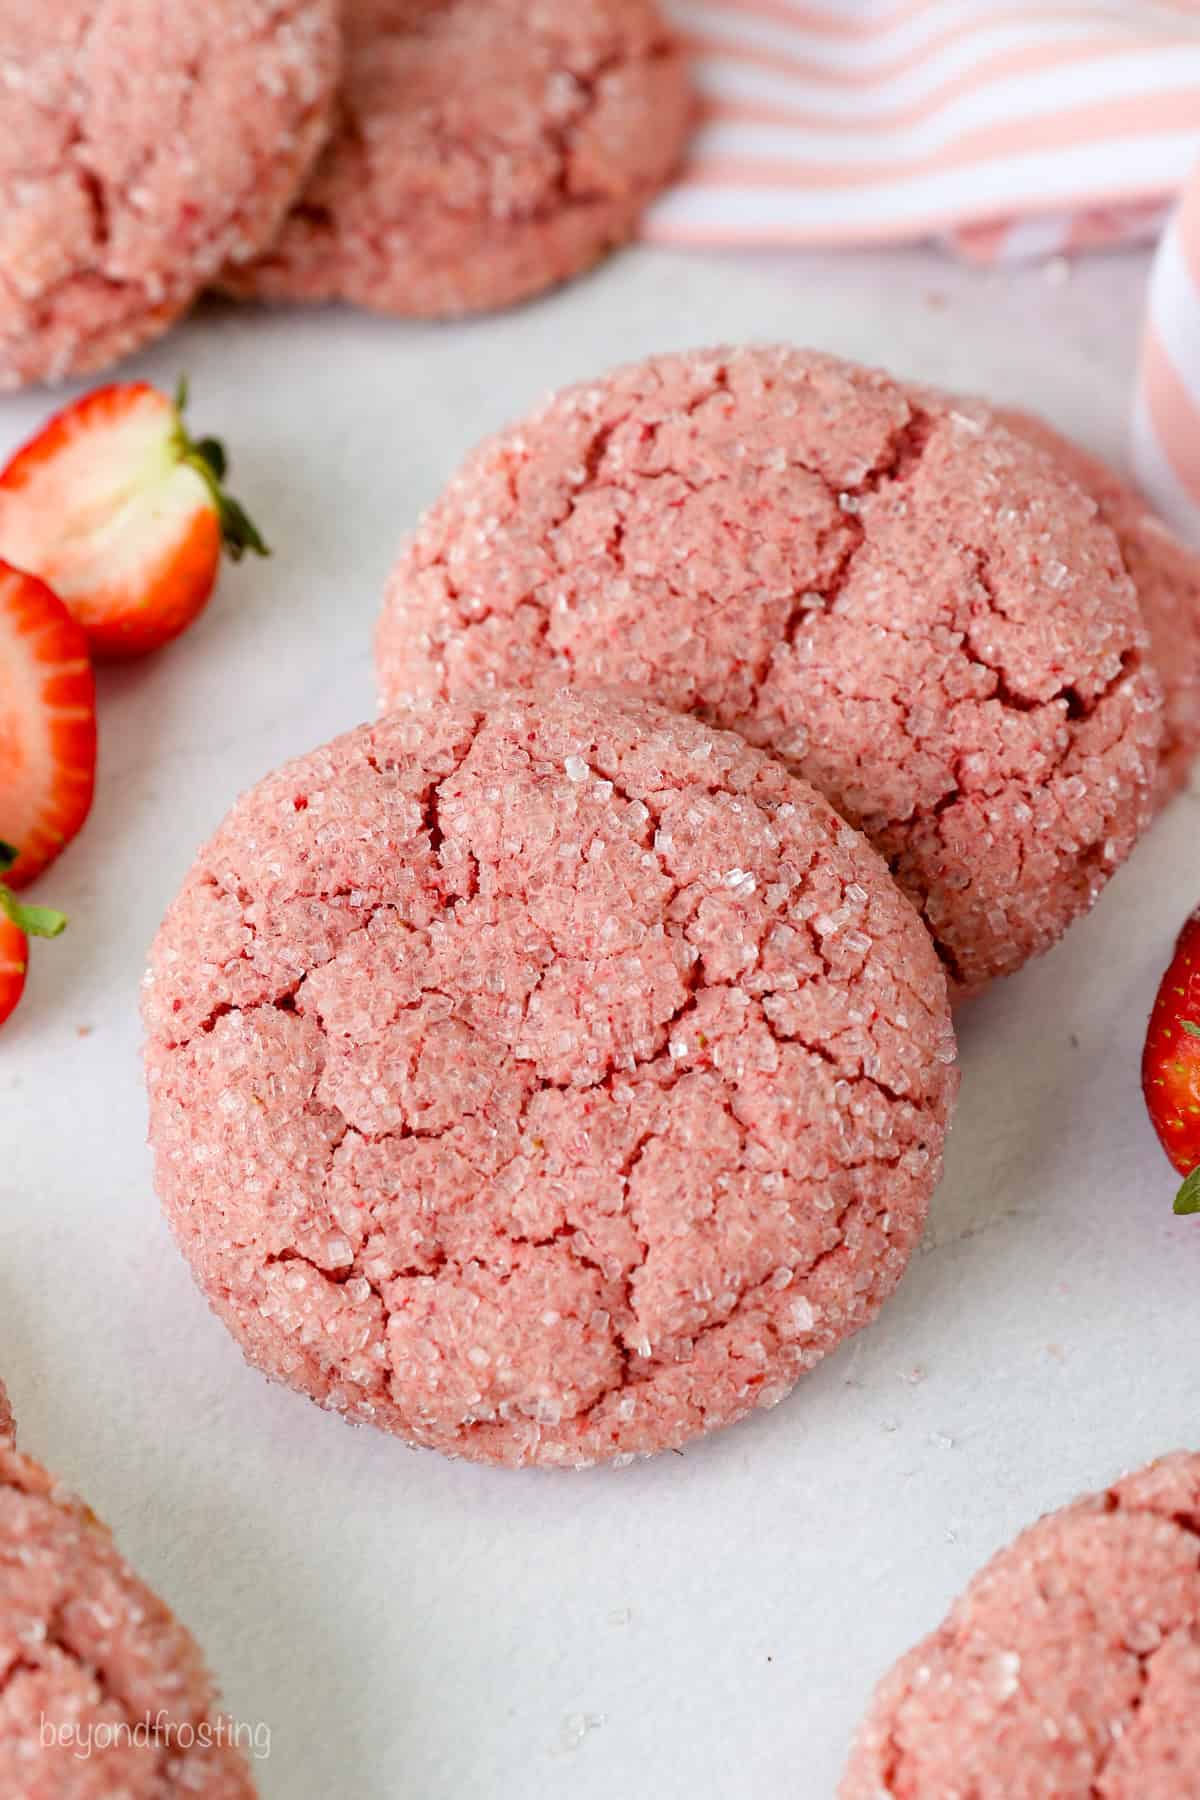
left=0, top=0, right=340, bottom=387
left=377, top=345, right=1164, bottom=995
left=0, top=1440, right=254, bottom=1796
left=222, top=0, right=692, bottom=318
left=842, top=1452, right=1200, bottom=1799
left=999, top=407, right=1200, bottom=807
left=143, top=689, right=957, bottom=1469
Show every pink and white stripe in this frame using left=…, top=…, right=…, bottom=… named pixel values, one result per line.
left=647, top=0, right=1200, bottom=539
left=1136, top=178, right=1200, bottom=540
left=649, top=1, right=1200, bottom=256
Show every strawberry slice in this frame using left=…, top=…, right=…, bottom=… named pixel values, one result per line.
left=0, top=915, right=25, bottom=1027
left=0, top=380, right=268, bottom=661
left=1143, top=906, right=1200, bottom=1214
left=0, top=840, right=67, bottom=1027
left=0, top=561, right=97, bottom=888
left=0, top=917, right=27, bottom=1028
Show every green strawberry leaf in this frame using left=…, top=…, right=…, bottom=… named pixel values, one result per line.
left=0, top=887, right=66, bottom=939
left=214, top=491, right=270, bottom=562
left=170, top=377, right=270, bottom=562
left=1174, top=1166, right=1200, bottom=1215
left=193, top=436, right=228, bottom=482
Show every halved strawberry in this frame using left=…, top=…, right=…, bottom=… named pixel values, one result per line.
left=0, top=916, right=25, bottom=1027
left=0, top=840, right=66, bottom=1027
left=0, top=561, right=97, bottom=888
left=0, top=379, right=268, bottom=661
left=1143, top=906, right=1200, bottom=1213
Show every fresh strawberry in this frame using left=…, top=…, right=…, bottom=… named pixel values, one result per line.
left=0, top=561, right=96, bottom=888
left=1143, top=907, right=1200, bottom=1213
left=0, top=841, right=66, bottom=1027
left=0, top=914, right=27, bottom=1028
left=0, top=379, right=268, bottom=661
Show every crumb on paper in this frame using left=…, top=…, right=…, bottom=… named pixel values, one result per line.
left=557, top=1712, right=605, bottom=1754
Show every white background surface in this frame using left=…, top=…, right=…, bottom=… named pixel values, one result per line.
left=1, top=242, right=1196, bottom=1799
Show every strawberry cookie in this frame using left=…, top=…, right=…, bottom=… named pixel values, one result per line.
left=997, top=408, right=1200, bottom=807
left=377, top=346, right=1164, bottom=995
left=0, top=0, right=341, bottom=388
left=0, top=1434, right=254, bottom=1796
left=143, top=689, right=957, bottom=1469
left=221, top=0, right=692, bottom=318
left=842, top=1452, right=1200, bottom=1799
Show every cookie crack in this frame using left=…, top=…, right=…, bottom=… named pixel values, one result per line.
left=0, top=1540, right=176, bottom=1781
left=879, top=1481, right=1200, bottom=1799
left=1087, top=1636, right=1162, bottom=1798
left=154, top=707, right=953, bottom=1458
left=770, top=402, right=934, bottom=665
left=160, top=716, right=491, bottom=1050
left=968, top=547, right=1144, bottom=724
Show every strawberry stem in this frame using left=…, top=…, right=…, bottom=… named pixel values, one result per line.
left=0, top=840, right=66, bottom=938
left=1174, top=1166, right=1200, bottom=1215
left=171, top=377, right=270, bottom=564
left=0, top=893, right=66, bottom=938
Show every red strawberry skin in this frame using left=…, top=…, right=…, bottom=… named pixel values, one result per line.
left=0, top=562, right=97, bottom=888
left=1143, top=908, right=1200, bottom=1182
left=0, top=915, right=26, bottom=1026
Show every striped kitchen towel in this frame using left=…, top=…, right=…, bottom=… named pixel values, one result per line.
left=1136, top=173, right=1200, bottom=540
left=648, top=0, right=1200, bottom=534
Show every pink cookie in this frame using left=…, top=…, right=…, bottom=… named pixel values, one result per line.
left=0, top=1382, right=11, bottom=1442
left=0, top=1441, right=254, bottom=1797
left=143, top=689, right=957, bottom=1470
left=221, top=0, right=692, bottom=319
left=842, top=1452, right=1200, bottom=1799
left=997, top=408, right=1200, bottom=806
left=0, top=0, right=341, bottom=389
left=376, top=346, right=1164, bottom=997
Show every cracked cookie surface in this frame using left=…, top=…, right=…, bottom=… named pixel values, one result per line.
left=377, top=345, right=1164, bottom=995
left=0, top=0, right=340, bottom=388
left=220, top=0, right=692, bottom=318
left=0, top=1441, right=254, bottom=1797
left=997, top=406, right=1200, bottom=808
left=143, top=689, right=957, bottom=1469
left=841, top=1452, right=1200, bottom=1799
